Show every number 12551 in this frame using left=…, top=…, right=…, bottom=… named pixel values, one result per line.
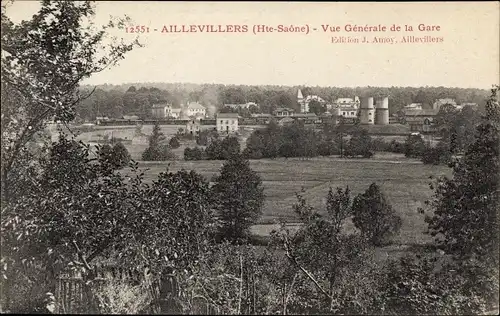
left=125, top=26, right=150, bottom=33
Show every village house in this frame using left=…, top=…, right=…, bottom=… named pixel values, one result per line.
left=151, top=103, right=172, bottom=118
left=334, top=96, right=360, bottom=108
left=404, top=103, right=423, bottom=110
left=402, top=108, right=439, bottom=133
left=185, top=119, right=201, bottom=135
left=123, top=115, right=140, bottom=121
left=216, top=113, right=239, bottom=134
left=250, top=113, right=274, bottom=124
left=330, top=106, right=358, bottom=119
left=433, top=98, right=457, bottom=111
left=297, top=89, right=328, bottom=113
left=273, top=107, right=295, bottom=117
left=223, top=102, right=258, bottom=110
left=170, top=108, right=182, bottom=119
left=186, top=102, right=206, bottom=119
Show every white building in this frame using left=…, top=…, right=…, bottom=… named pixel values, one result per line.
left=186, top=102, right=206, bottom=118
left=151, top=103, right=172, bottom=118
left=186, top=119, right=201, bottom=135
left=333, top=96, right=360, bottom=108
left=224, top=102, right=258, bottom=109
left=216, top=113, right=239, bottom=134
left=433, top=98, right=457, bottom=111
left=170, top=108, right=182, bottom=119
left=404, top=103, right=423, bottom=110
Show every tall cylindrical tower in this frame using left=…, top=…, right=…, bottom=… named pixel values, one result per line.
left=375, top=97, right=390, bottom=125
left=360, top=97, right=375, bottom=125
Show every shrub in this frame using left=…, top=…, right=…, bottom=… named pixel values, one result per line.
left=142, top=145, right=176, bottom=161
left=92, top=280, right=152, bottom=314
left=184, top=147, right=205, bottom=160
left=344, top=129, right=373, bottom=158
left=404, top=134, right=426, bottom=158
left=169, top=136, right=180, bottom=149
left=421, top=141, right=452, bottom=165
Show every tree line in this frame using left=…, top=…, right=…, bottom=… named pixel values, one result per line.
left=76, top=82, right=490, bottom=122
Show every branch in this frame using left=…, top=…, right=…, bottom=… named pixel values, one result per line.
left=71, top=239, right=92, bottom=272
left=237, top=254, right=243, bottom=315
left=283, top=234, right=331, bottom=299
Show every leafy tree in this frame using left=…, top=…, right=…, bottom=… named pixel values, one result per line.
left=169, top=136, right=180, bottom=149
left=420, top=140, right=451, bottom=165
left=344, top=128, right=373, bottom=158
left=111, top=142, right=131, bottom=168
left=141, top=122, right=175, bottom=161
left=308, top=100, right=326, bottom=115
left=220, top=136, right=241, bottom=159
left=1, top=0, right=140, bottom=202
left=378, top=253, right=494, bottom=315
left=126, top=86, right=137, bottom=93
left=205, top=136, right=240, bottom=160
left=184, top=147, right=205, bottom=160
left=212, top=155, right=264, bottom=242
left=1, top=137, right=215, bottom=312
left=352, top=183, right=402, bottom=246
left=424, top=86, right=499, bottom=265
left=404, top=134, right=426, bottom=158
left=272, top=187, right=377, bottom=314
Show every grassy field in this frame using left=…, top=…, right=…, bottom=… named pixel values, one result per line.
left=130, top=155, right=451, bottom=245
left=73, top=125, right=451, bottom=246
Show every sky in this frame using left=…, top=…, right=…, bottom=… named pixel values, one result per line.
left=4, top=1, right=500, bottom=89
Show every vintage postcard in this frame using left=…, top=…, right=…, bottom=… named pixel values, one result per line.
left=1, top=1, right=499, bottom=315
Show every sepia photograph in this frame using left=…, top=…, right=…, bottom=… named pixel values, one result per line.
left=1, top=1, right=499, bottom=314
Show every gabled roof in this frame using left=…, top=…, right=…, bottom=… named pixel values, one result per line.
left=279, top=117, right=295, bottom=123
left=217, top=113, right=239, bottom=118
left=297, top=89, right=304, bottom=99
left=251, top=113, right=274, bottom=118
left=291, top=113, right=318, bottom=118
left=403, top=109, right=439, bottom=116
left=335, top=98, right=355, bottom=103
left=187, top=102, right=205, bottom=109
left=274, top=107, right=295, bottom=112
left=152, top=103, right=171, bottom=108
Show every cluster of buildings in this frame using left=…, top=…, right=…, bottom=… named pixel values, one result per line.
left=401, top=98, right=478, bottom=132
left=151, top=101, right=206, bottom=120
left=96, top=87, right=478, bottom=137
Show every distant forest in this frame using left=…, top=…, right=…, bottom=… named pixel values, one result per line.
left=77, top=82, right=491, bottom=121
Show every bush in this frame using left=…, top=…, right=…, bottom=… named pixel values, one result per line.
left=184, top=147, right=205, bottom=160
left=344, top=129, right=373, bottom=158
left=98, top=142, right=131, bottom=169
left=378, top=253, right=495, bottom=315
left=421, top=141, right=452, bottom=165
left=389, top=139, right=405, bottom=153
left=352, top=183, right=402, bottom=246
left=404, top=135, right=426, bottom=158
left=169, top=136, right=180, bottom=149
left=141, top=145, right=176, bottom=161
left=317, top=140, right=339, bottom=156
left=92, top=279, right=152, bottom=314
left=205, top=136, right=240, bottom=160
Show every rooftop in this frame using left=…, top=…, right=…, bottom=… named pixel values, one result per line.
left=403, top=109, right=439, bottom=116
left=187, top=102, right=205, bottom=109
left=152, top=103, right=171, bottom=108
left=274, top=107, right=295, bottom=112
left=217, top=113, right=239, bottom=118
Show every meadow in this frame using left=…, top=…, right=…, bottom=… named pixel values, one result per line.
left=74, top=125, right=451, bottom=246
left=131, top=155, right=451, bottom=246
